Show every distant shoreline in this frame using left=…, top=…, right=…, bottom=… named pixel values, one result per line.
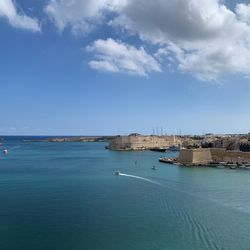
left=31, top=136, right=118, bottom=143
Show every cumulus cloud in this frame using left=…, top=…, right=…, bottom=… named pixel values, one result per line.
left=86, top=38, right=161, bottom=76
left=0, top=0, right=40, bottom=32
left=236, top=3, right=250, bottom=24
left=44, top=0, right=125, bottom=34
left=45, top=0, right=250, bottom=81
left=110, top=0, right=250, bottom=80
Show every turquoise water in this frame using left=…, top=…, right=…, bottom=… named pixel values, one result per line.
left=1, top=137, right=250, bottom=250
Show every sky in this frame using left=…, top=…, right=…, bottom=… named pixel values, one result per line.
left=1, top=0, right=250, bottom=136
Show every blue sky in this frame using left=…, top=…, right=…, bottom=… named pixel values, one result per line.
left=0, top=0, right=250, bottom=135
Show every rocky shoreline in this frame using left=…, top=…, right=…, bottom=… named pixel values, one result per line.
left=32, top=136, right=118, bottom=143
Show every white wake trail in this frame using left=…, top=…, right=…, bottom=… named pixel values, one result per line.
left=0, top=145, right=20, bottom=150
left=119, top=173, right=163, bottom=187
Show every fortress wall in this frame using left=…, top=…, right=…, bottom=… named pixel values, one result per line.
left=192, top=149, right=212, bottom=164
left=210, top=148, right=250, bottom=163
left=179, top=149, right=212, bottom=164
left=178, top=149, right=193, bottom=163
left=210, top=148, right=227, bottom=162
left=176, top=148, right=250, bottom=165
left=108, top=135, right=178, bottom=150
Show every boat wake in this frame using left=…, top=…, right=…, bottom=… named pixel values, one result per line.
left=118, top=173, right=163, bottom=187
left=118, top=173, right=212, bottom=199
left=1, top=145, right=20, bottom=150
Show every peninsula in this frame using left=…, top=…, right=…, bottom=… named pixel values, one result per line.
left=33, top=136, right=118, bottom=143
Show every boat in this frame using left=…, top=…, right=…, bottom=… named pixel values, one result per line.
left=216, top=165, right=225, bottom=169
left=229, top=164, right=237, bottom=169
left=243, top=164, right=250, bottom=169
left=159, top=157, right=176, bottom=164
left=150, top=147, right=166, bottom=152
left=215, top=162, right=226, bottom=168
left=173, top=162, right=181, bottom=166
left=115, top=170, right=121, bottom=176
left=167, top=145, right=180, bottom=151
left=239, top=165, right=246, bottom=169
left=3, top=149, right=8, bottom=155
left=151, top=166, right=157, bottom=170
left=219, top=162, right=226, bottom=165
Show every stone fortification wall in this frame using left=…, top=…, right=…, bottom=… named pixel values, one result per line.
left=192, top=149, right=212, bottom=164
left=178, top=149, right=193, bottom=163
left=179, top=149, right=212, bottom=164
left=179, top=148, right=250, bottom=165
left=210, top=148, right=250, bottom=164
left=108, top=135, right=178, bottom=151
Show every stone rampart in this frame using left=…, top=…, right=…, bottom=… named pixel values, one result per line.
left=210, top=148, right=250, bottom=164
left=179, top=149, right=212, bottom=164
left=179, top=148, right=250, bottom=165
left=108, top=135, right=178, bottom=151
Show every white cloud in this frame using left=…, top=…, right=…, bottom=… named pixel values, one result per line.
left=44, top=0, right=124, bottom=34
left=86, top=38, right=161, bottom=76
left=44, top=0, right=250, bottom=81
left=0, top=0, right=40, bottom=32
left=109, top=0, right=250, bottom=81
left=236, top=3, right=250, bottom=24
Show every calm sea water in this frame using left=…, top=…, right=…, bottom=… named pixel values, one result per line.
left=0, top=137, right=250, bottom=250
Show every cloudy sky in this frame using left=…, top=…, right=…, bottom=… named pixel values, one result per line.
left=1, top=0, right=250, bottom=135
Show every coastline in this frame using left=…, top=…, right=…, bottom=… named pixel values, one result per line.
left=31, top=136, right=118, bottom=143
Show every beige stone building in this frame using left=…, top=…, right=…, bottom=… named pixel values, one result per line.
left=107, top=134, right=179, bottom=151
left=178, top=148, right=212, bottom=165
left=210, top=148, right=250, bottom=164
left=178, top=148, right=250, bottom=165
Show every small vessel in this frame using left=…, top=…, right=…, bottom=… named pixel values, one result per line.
left=219, top=162, right=226, bottom=165
left=159, top=157, right=176, bottom=164
left=216, top=165, right=225, bottom=169
left=215, top=162, right=226, bottom=168
left=238, top=165, right=246, bottom=170
left=3, top=149, right=8, bottom=155
left=150, top=148, right=166, bottom=152
left=151, top=166, right=157, bottom=170
left=244, top=164, right=250, bottom=169
left=115, top=170, right=121, bottom=176
left=229, top=165, right=237, bottom=169
left=173, top=162, right=181, bottom=166
left=167, top=145, right=180, bottom=151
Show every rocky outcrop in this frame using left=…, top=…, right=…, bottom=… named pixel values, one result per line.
left=33, top=136, right=118, bottom=143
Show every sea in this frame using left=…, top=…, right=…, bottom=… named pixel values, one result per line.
left=0, top=136, right=250, bottom=250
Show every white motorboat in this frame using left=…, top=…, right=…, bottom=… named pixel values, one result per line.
left=115, top=170, right=121, bottom=176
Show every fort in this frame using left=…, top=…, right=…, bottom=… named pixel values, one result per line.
left=107, top=133, right=180, bottom=151
left=178, top=148, right=250, bottom=166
